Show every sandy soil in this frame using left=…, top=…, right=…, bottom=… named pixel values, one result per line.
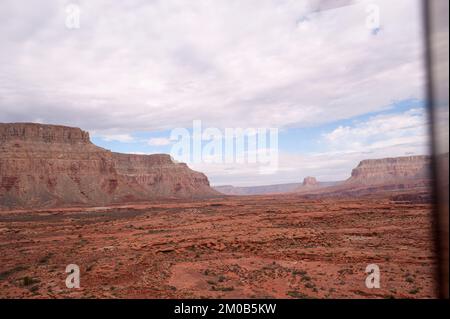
left=0, top=195, right=437, bottom=298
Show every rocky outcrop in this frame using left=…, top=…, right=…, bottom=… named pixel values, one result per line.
left=302, top=176, right=318, bottom=187
left=347, top=155, right=431, bottom=185
left=390, top=192, right=434, bottom=204
left=0, top=123, right=218, bottom=209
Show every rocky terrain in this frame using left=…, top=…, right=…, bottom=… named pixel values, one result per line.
left=0, top=123, right=218, bottom=209
left=0, top=194, right=436, bottom=298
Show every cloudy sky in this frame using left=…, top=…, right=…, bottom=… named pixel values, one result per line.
left=0, top=0, right=431, bottom=186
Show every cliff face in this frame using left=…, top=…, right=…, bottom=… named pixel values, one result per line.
left=0, top=122, right=91, bottom=144
left=347, top=155, right=431, bottom=185
left=112, top=152, right=214, bottom=198
left=0, top=123, right=218, bottom=209
left=294, top=155, right=432, bottom=199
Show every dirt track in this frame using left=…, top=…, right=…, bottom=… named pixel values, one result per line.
left=0, top=195, right=437, bottom=298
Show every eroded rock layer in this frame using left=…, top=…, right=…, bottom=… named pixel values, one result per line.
left=347, top=155, right=431, bottom=185
left=0, top=123, right=218, bottom=209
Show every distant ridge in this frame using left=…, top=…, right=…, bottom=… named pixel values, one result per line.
left=214, top=179, right=339, bottom=195
left=215, top=155, right=436, bottom=198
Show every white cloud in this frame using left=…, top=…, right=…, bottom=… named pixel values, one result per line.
left=128, top=151, right=152, bottom=155
left=148, top=137, right=172, bottom=146
left=98, top=134, right=135, bottom=143
left=0, top=1, right=433, bottom=186
left=0, top=0, right=427, bottom=133
left=323, top=108, right=429, bottom=152
left=196, top=108, right=430, bottom=186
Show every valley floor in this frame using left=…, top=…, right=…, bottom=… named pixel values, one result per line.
left=0, top=195, right=437, bottom=298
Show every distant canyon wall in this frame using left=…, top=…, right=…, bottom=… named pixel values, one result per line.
left=215, top=156, right=433, bottom=197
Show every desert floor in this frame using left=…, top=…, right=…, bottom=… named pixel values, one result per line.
left=0, top=195, right=437, bottom=298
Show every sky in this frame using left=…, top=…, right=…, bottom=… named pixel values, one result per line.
left=0, top=0, right=432, bottom=186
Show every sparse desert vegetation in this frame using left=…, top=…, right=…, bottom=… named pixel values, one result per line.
left=0, top=195, right=437, bottom=298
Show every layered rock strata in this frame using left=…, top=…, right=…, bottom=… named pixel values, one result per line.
left=0, top=123, right=218, bottom=209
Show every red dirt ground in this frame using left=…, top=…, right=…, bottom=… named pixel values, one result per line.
left=0, top=194, right=437, bottom=298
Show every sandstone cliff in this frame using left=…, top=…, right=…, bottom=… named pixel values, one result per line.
left=0, top=123, right=218, bottom=209
left=296, top=155, right=432, bottom=199
left=346, top=155, right=431, bottom=185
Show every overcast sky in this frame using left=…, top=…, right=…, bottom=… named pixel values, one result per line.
left=0, top=0, right=432, bottom=186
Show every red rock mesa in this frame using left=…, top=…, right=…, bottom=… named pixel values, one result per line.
left=347, top=156, right=431, bottom=185
left=0, top=123, right=218, bottom=209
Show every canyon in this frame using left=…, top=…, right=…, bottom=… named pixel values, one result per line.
left=1, top=123, right=436, bottom=208
left=0, top=122, right=439, bottom=299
